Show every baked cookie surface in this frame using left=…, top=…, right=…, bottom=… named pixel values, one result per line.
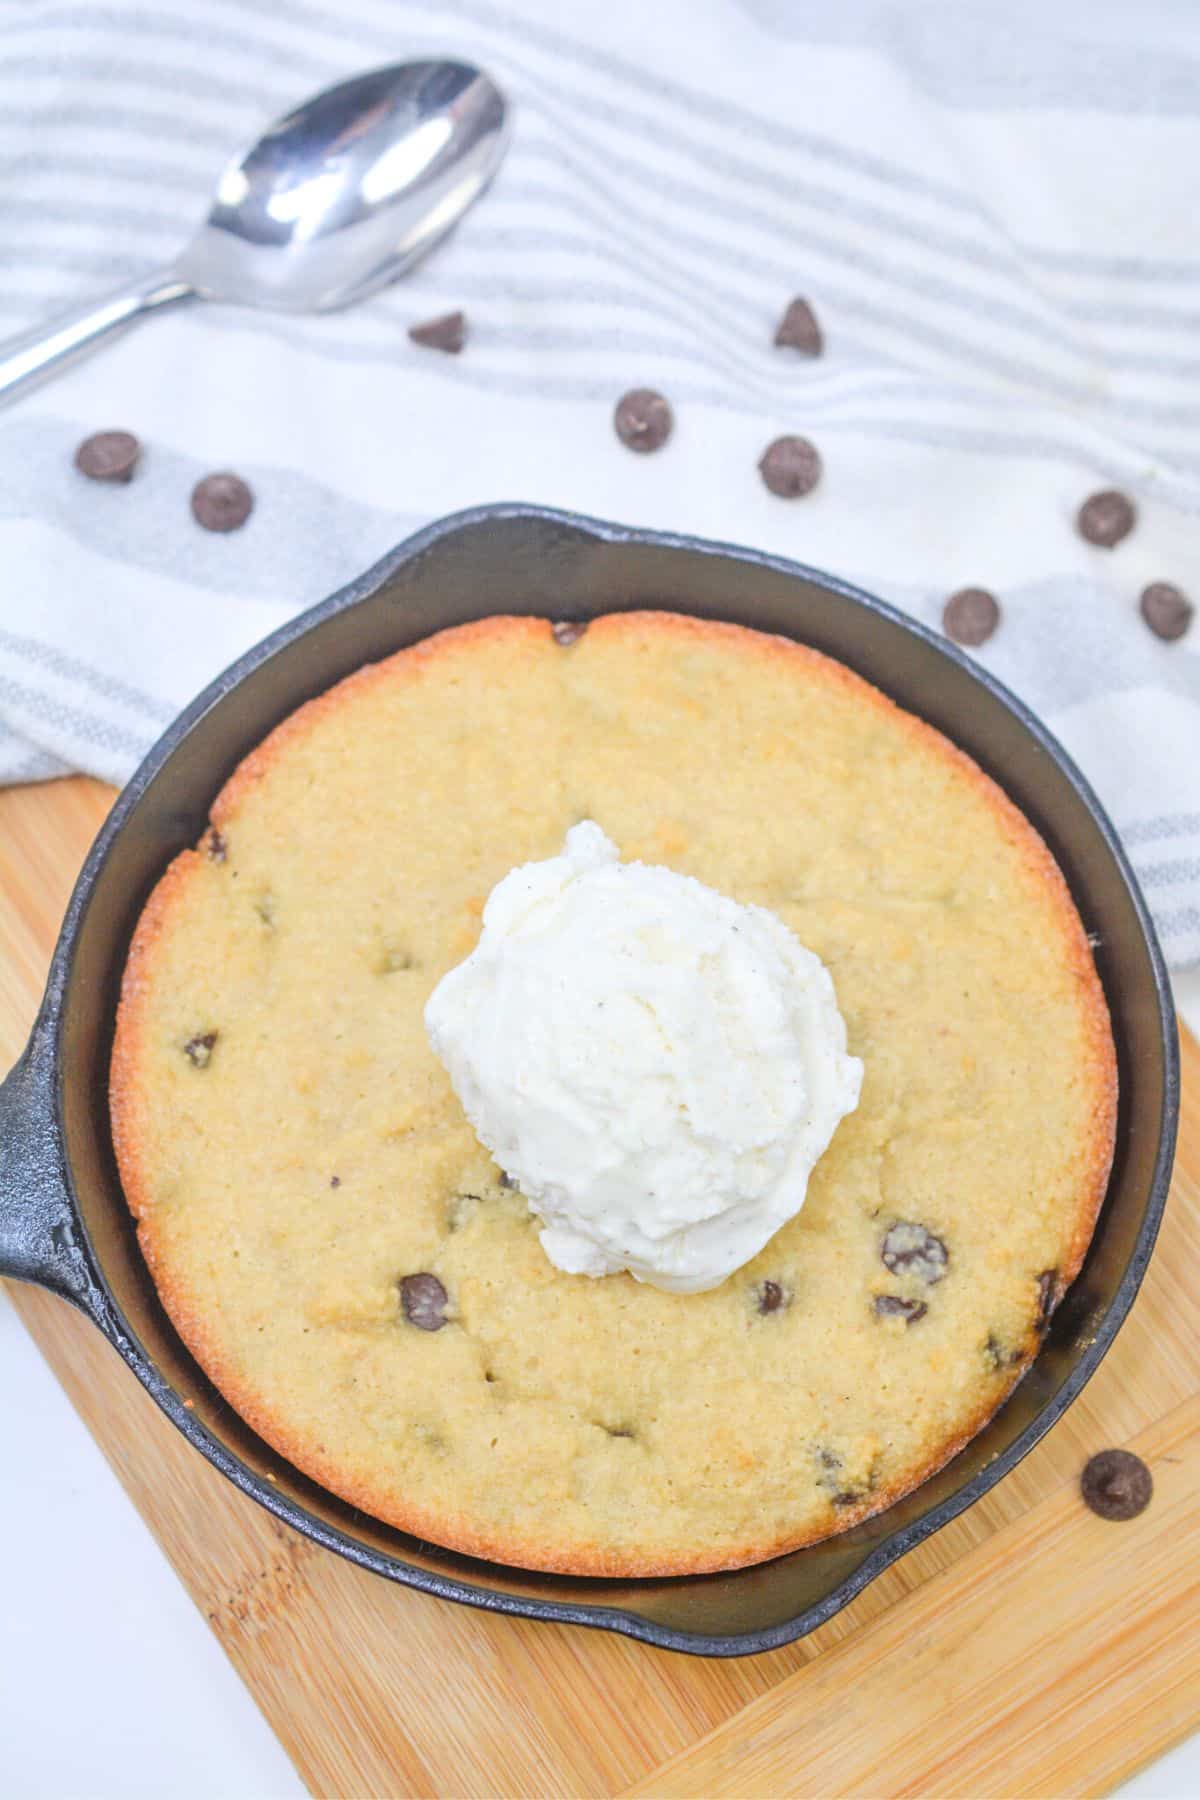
left=111, top=612, right=1116, bottom=1575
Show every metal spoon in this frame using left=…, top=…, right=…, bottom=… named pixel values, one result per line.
left=0, top=60, right=509, bottom=407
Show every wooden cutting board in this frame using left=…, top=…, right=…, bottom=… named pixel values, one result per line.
left=2, top=776, right=1198, bottom=1800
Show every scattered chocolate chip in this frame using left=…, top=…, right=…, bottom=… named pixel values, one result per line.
left=498, top=1171, right=517, bottom=1189
left=1140, top=581, right=1193, bottom=642
left=74, top=430, right=140, bottom=483
left=773, top=296, right=823, bottom=356
left=191, top=471, right=254, bottom=533
left=330, top=1176, right=340, bottom=1189
left=1077, top=489, right=1136, bottom=549
left=758, top=434, right=822, bottom=499
left=205, top=827, right=227, bottom=863
left=399, top=1272, right=448, bottom=1331
left=1081, top=1448, right=1152, bottom=1520
left=874, top=1293, right=928, bottom=1324
left=881, top=1222, right=948, bottom=1285
left=552, top=619, right=588, bottom=647
left=408, top=309, right=466, bottom=353
left=183, top=1031, right=217, bottom=1068
left=1036, top=1270, right=1060, bottom=1330
left=601, top=1422, right=636, bottom=1439
left=756, top=1279, right=789, bottom=1315
left=614, top=388, right=673, bottom=454
left=943, top=586, right=1000, bottom=648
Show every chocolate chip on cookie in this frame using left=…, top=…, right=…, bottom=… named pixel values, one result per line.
left=880, top=1222, right=948, bottom=1284
left=498, top=1170, right=517, bottom=1189
left=984, top=1331, right=1022, bottom=1371
left=399, top=1273, right=448, bottom=1331
left=1077, top=489, right=1136, bottom=548
left=614, top=388, right=673, bottom=453
left=74, top=429, right=140, bottom=483
left=758, top=434, right=822, bottom=499
left=874, top=1293, right=928, bottom=1324
left=773, top=297, right=823, bottom=356
left=1036, top=1270, right=1061, bottom=1330
left=408, top=309, right=467, bottom=354
left=1081, top=1448, right=1152, bottom=1520
left=182, top=1031, right=217, bottom=1067
left=756, top=1279, right=789, bottom=1315
left=204, top=826, right=227, bottom=863
left=552, top=619, right=588, bottom=646
left=1139, top=582, right=1193, bottom=642
left=815, top=1446, right=873, bottom=1507
left=329, top=1175, right=341, bottom=1189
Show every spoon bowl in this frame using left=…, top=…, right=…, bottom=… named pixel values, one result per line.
left=183, top=61, right=509, bottom=311
left=0, top=59, right=510, bottom=404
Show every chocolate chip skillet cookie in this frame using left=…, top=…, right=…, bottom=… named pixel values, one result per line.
left=110, top=613, right=1115, bottom=1575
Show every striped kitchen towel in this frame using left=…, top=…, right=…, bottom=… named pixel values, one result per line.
left=0, top=0, right=1197, bottom=964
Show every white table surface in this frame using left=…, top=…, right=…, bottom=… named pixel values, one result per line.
left=3, top=972, right=1199, bottom=1800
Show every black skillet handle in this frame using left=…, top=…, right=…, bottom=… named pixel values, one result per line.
left=0, top=1017, right=107, bottom=1320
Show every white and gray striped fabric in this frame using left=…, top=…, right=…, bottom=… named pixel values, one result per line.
left=1, top=0, right=1198, bottom=964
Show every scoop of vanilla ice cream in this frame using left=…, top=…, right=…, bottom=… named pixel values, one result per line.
left=424, top=822, right=862, bottom=1293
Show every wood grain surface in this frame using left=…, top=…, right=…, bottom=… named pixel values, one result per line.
left=2, top=776, right=1198, bottom=1800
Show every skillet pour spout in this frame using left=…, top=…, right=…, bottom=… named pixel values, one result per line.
left=0, top=503, right=1178, bottom=1655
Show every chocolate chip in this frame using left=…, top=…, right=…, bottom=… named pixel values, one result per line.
left=191, top=472, right=253, bottom=533
left=74, top=430, right=140, bottom=483
left=552, top=619, right=588, bottom=647
left=183, top=1031, right=217, bottom=1068
left=498, top=1171, right=517, bottom=1189
left=880, top=1222, right=948, bottom=1285
left=757, top=1279, right=789, bottom=1315
left=1081, top=1448, right=1152, bottom=1520
left=758, top=435, right=822, bottom=499
left=408, top=310, right=466, bottom=354
left=874, top=1294, right=927, bottom=1324
left=773, top=297, right=823, bottom=356
left=600, top=1422, right=636, bottom=1439
left=1140, top=582, right=1193, bottom=642
left=815, top=1446, right=871, bottom=1506
left=984, top=1332, right=1023, bottom=1371
left=330, top=1175, right=340, bottom=1189
left=205, top=827, right=227, bottom=863
left=943, top=586, right=1000, bottom=648
left=1077, top=489, right=1136, bottom=548
left=614, top=388, right=673, bottom=454
left=1036, top=1270, right=1060, bottom=1330
left=399, top=1273, right=448, bottom=1331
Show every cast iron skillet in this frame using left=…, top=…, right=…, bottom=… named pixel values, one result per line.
left=0, top=504, right=1178, bottom=1656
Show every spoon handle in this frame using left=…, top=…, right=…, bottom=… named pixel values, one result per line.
left=0, top=267, right=195, bottom=408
